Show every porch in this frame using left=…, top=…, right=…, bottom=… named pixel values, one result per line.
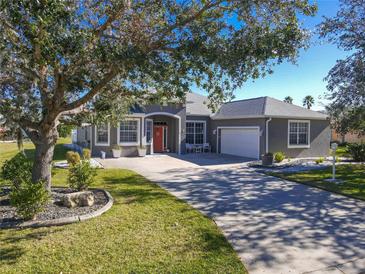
left=145, top=114, right=181, bottom=154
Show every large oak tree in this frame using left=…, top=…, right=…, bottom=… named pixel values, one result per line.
left=319, top=0, right=365, bottom=135
left=0, top=0, right=316, bottom=190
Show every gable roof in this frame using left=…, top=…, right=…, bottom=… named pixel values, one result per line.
left=186, top=92, right=212, bottom=116
left=210, top=96, right=328, bottom=120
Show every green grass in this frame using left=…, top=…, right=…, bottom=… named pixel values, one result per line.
left=268, top=164, right=365, bottom=200
left=0, top=140, right=245, bottom=273
left=335, top=145, right=350, bottom=158
left=0, top=137, right=71, bottom=166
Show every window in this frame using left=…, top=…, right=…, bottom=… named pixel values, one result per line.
left=186, top=121, right=205, bottom=145
left=119, top=119, right=139, bottom=144
left=95, top=123, right=109, bottom=146
left=288, top=120, right=310, bottom=148
left=145, top=119, right=153, bottom=144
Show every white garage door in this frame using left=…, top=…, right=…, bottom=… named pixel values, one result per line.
left=220, top=128, right=260, bottom=159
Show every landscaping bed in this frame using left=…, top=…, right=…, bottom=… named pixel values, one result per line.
left=250, top=157, right=360, bottom=173
left=0, top=187, right=112, bottom=229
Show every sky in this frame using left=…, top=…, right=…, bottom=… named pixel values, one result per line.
left=195, top=0, right=348, bottom=111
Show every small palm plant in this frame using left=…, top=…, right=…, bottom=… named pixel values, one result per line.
left=284, top=96, right=293, bottom=104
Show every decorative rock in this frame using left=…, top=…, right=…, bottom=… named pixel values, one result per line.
left=79, top=192, right=95, bottom=206
left=61, top=196, right=77, bottom=208
left=60, top=191, right=95, bottom=208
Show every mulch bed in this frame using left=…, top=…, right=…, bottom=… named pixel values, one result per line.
left=0, top=187, right=109, bottom=228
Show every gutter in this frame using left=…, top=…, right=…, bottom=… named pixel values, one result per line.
left=265, top=117, right=272, bottom=153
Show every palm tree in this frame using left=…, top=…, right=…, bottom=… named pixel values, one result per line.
left=302, top=95, right=314, bottom=109
left=284, top=96, right=293, bottom=104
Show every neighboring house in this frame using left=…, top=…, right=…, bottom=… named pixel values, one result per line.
left=76, top=93, right=330, bottom=159
left=331, top=130, right=365, bottom=144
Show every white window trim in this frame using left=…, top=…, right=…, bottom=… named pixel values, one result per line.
left=145, top=118, right=153, bottom=144
left=163, top=126, right=168, bottom=151
left=118, top=118, right=140, bottom=146
left=186, top=120, right=207, bottom=145
left=94, top=123, right=110, bottom=146
left=287, top=120, right=311, bottom=148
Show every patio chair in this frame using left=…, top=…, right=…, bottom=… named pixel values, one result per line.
left=195, top=144, right=203, bottom=153
left=186, top=143, right=194, bottom=153
left=203, top=143, right=211, bottom=153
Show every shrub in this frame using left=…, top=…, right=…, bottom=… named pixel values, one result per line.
left=111, top=144, right=121, bottom=150
left=315, top=157, right=324, bottom=164
left=274, top=152, right=285, bottom=163
left=347, top=143, right=365, bottom=162
left=10, top=180, right=50, bottom=220
left=1, top=153, right=32, bottom=187
left=66, top=151, right=81, bottom=166
left=82, top=148, right=91, bottom=160
left=67, top=160, right=96, bottom=191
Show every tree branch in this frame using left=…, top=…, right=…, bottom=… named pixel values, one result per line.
left=150, top=0, right=223, bottom=51
left=19, top=118, right=39, bottom=130
left=66, top=2, right=129, bottom=75
left=61, top=69, right=118, bottom=112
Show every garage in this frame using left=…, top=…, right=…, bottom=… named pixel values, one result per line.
left=219, top=127, right=260, bottom=159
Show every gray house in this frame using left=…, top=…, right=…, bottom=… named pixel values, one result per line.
left=76, top=93, right=330, bottom=159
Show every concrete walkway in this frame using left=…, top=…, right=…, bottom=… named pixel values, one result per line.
left=98, top=154, right=365, bottom=274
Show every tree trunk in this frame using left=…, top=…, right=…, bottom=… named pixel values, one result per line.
left=32, top=142, right=55, bottom=192
left=28, top=126, right=59, bottom=192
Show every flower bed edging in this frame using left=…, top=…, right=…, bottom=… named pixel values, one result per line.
left=0, top=188, right=113, bottom=229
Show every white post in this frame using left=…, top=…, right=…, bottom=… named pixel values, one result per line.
left=331, top=143, right=338, bottom=180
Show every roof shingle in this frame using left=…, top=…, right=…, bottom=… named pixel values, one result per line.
left=210, top=96, right=328, bottom=120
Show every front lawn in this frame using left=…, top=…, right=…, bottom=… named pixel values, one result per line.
left=0, top=137, right=71, bottom=166
left=268, top=164, right=365, bottom=200
left=0, top=141, right=245, bottom=273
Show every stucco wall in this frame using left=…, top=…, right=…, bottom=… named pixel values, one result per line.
left=76, top=126, right=91, bottom=148
left=210, top=118, right=267, bottom=155
left=91, top=118, right=143, bottom=157
left=144, top=104, right=186, bottom=154
left=149, top=115, right=178, bottom=153
left=268, top=118, right=331, bottom=157
left=90, top=102, right=186, bottom=157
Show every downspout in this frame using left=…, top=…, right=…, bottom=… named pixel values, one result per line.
left=89, top=125, right=93, bottom=156
left=265, top=117, right=272, bottom=153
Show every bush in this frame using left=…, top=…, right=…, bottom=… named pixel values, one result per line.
left=82, top=148, right=91, bottom=160
left=10, top=180, right=50, bottom=220
left=67, top=160, right=96, bottom=191
left=347, top=143, right=365, bottom=162
left=111, top=144, right=121, bottom=150
left=66, top=151, right=81, bottom=166
left=274, top=152, right=285, bottom=163
left=1, top=153, right=32, bottom=187
left=315, top=157, right=324, bottom=164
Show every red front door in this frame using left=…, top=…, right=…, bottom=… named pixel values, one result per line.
left=153, top=126, right=164, bottom=152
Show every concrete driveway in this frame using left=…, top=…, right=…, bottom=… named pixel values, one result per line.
left=98, top=154, right=365, bottom=274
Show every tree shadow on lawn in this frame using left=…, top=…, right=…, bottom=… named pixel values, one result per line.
left=0, top=228, right=64, bottom=265
left=101, top=173, right=185, bottom=206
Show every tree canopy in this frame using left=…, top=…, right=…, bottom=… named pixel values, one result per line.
left=319, top=0, right=365, bottom=135
left=0, top=0, right=317, bottom=188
